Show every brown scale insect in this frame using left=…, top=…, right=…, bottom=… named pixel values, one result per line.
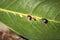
left=27, top=15, right=37, bottom=21
left=27, top=15, right=32, bottom=20
left=41, top=18, right=48, bottom=24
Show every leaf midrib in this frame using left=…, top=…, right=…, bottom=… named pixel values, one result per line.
left=0, top=8, right=60, bottom=23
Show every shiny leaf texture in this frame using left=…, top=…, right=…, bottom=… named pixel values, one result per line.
left=0, top=0, right=60, bottom=40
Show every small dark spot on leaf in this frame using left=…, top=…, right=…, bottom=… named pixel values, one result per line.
left=41, top=18, right=48, bottom=24
left=33, top=18, right=36, bottom=21
left=27, top=15, right=32, bottom=20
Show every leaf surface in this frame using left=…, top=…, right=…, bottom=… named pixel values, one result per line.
left=0, top=0, right=60, bottom=40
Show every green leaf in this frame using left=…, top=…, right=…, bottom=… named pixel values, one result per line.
left=0, top=0, right=60, bottom=40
